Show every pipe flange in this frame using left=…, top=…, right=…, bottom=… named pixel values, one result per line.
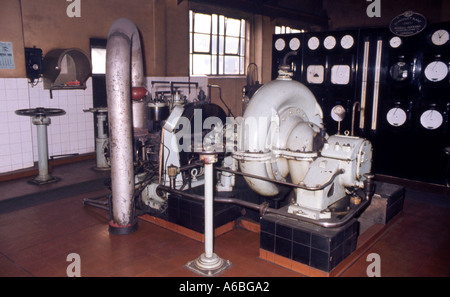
left=259, top=201, right=270, bottom=216
left=199, top=153, right=218, bottom=164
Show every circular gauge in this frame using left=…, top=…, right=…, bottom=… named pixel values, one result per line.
left=324, top=36, right=337, bottom=50
left=431, top=29, right=449, bottom=46
left=424, top=61, right=448, bottom=82
left=289, top=37, right=301, bottom=50
left=390, top=61, right=410, bottom=82
left=389, top=36, right=402, bottom=48
left=420, top=109, right=443, bottom=130
left=331, top=105, right=346, bottom=122
left=340, top=35, right=354, bottom=49
left=275, top=38, right=286, bottom=51
left=308, top=36, right=320, bottom=50
left=386, top=107, right=407, bottom=126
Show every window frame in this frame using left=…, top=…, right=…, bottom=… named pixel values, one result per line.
left=189, top=10, right=247, bottom=76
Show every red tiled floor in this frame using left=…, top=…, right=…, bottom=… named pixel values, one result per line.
left=0, top=160, right=449, bottom=278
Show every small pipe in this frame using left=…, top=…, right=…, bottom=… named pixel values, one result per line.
left=216, top=167, right=344, bottom=191
left=352, top=101, right=360, bottom=136
left=207, top=84, right=235, bottom=117
left=156, top=184, right=372, bottom=228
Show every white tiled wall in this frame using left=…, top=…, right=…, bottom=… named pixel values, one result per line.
left=0, top=76, right=208, bottom=174
left=0, top=77, right=95, bottom=174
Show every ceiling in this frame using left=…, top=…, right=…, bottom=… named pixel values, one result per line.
left=182, top=0, right=329, bottom=27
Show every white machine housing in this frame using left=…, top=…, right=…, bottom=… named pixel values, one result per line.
left=229, top=69, right=373, bottom=220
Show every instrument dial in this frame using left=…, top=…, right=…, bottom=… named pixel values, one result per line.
left=289, top=37, right=301, bottom=50
left=386, top=107, right=407, bottom=126
left=390, top=61, right=410, bottom=82
left=420, top=109, right=443, bottom=130
left=389, top=36, right=402, bottom=48
left=431, top=29, right=449, bottom=46
left=275, top=38, right=286, bottom=51
left=340, top=35, right=354, bottom=49
left=307, top=36, right=320, bottom=50
left=424, top=61, right=448, bottom=82
left=324, top=36, right=336, bottom=50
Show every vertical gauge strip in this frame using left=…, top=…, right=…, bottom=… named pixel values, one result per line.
left=359, top=40, right=370, bottom=129
left=371, top=39, right=383, bottom=131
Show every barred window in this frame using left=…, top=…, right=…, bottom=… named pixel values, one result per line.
left=275, top=26, right=305, bottom=34
left=189, top=10, right=247, bottom=76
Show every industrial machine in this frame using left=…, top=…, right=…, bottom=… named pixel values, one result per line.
left=86, top=18, right=378, bottom=276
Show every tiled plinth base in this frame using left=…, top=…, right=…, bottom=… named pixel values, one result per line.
left=259, top=214, right=402, bottom=277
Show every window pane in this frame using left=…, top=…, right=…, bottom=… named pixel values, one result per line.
left=212, top=14, right=218, bottom=35
left=240, top=38, right=246, bottom=56
left=226, top=18, right=241, bottom=37
left=194, top=13, right=211, bottom=34
left=193, top=33, right=210, bottom=53
left=212, top=35, right=217, bottom=54
left=225, top=56, right=239, bottom=74
left=219, top=36, right=224, bottom=55
left=91, top=48, right=106, bottom=74
left=219, top=15, right=225, bottom=35
left=219, top=55, right=224, bottom=75
left=212, top=54, right=217, bottom=74
left=240, top=57, right=245, bottom=75
left=192, top=54, right=211, bottom=75
left=225, top=36, right=239, bottom=54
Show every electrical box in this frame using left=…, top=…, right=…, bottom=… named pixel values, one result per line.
left=25, top=47, right=43, bottom=84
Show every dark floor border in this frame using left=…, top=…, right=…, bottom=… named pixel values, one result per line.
left=0, top=178, right=108, bottom=215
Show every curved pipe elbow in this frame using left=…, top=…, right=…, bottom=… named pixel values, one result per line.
left=237, top=79, right=324, bottom=196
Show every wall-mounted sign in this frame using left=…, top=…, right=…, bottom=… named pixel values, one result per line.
left=0, top=42, right=15, bottom=69
left=389, top=11, right=427, bottom=37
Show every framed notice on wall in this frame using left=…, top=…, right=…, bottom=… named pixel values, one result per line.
left=0, top=42, right=15, bottom=69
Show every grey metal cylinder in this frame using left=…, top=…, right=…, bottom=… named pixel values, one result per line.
left=106, top=18, right=145, bottom=233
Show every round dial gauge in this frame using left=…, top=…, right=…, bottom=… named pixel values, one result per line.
left=431, top=29, right=449, bottom=46
left=390, top=61, right=410, bottom=82
left=289, top=37, right=301, bottom=50
left=308, top=36, right=320, bottom=50
left=424, top=61, right=448, bottom=82
left=389, top=36, right=402, bottom=48
left=324, top=36, right=337, bottom=50
left=275, top=38, right=286, bottom=51
left=306, top=65, right=325, bottom=84
left=386, top=107, right=407, bottom=126
left=331, top=65, right=351, bottom=85
left=331, top=105, right=346, bottom=122
left=420, top=109, right=443, bottom=130
left=341, top=35, right=354, bottom=49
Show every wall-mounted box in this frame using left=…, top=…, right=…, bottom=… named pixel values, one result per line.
left=25, top=47, right=43, bottom=84
left=42, top=48, right=91, bottom=91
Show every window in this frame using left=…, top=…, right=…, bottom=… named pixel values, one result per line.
left=275, top=26, right=305, bottom=34
left=189, top=10, right=247, bottom=76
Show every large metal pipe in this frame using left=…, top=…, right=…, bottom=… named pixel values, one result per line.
left=106, top=18, right=145, bottom=234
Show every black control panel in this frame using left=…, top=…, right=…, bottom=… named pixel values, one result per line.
left=272, top=22, right=450, bottom=185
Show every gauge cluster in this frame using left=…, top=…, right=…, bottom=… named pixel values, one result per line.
left=271, top=22, right=449, bottom=185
